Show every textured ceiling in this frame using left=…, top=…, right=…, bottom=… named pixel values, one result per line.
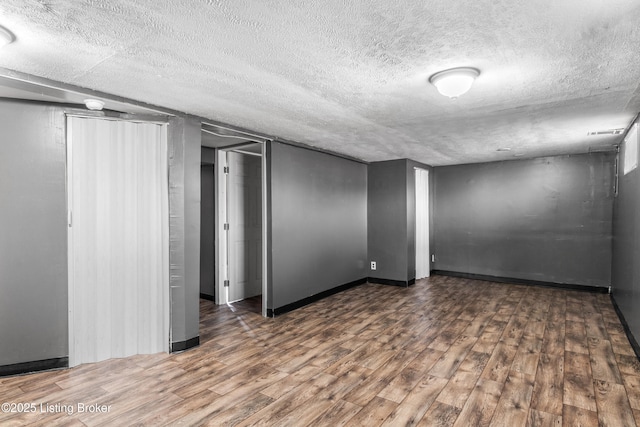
left=1, top=0, right=639, bottom=165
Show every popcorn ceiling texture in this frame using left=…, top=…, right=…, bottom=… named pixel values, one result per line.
left=1, top=0, right=639, bottom=165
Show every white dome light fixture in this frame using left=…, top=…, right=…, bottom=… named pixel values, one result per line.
left=0, top=26, right=15, bottom=48
left=84, top=99, right=105, bottom=111
left=429, top=67, right=480, bottom=99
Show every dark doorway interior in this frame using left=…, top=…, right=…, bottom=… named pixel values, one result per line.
left=200, top=154, right=215, bottom=300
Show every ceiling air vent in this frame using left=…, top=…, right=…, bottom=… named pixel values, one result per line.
left=588, top=145, right=617, bottom=153
left=587, top=129, right=625, bottom=136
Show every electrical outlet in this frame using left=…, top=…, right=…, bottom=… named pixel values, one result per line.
left=370, top=261, right=377, bottom=270
left=431, top=254, right=435, bottom=262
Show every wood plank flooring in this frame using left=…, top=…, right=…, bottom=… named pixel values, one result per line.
left=2, top=275, right=639, bottom=426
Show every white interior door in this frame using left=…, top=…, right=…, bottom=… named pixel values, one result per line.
left=227, top=151, right=262, bottom=302
left=415, top=168, right=430, bottom=279
left=67, top=116, right=169, bottom=367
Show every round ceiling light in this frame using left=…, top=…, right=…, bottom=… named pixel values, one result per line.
left=84, top=99, right=105, bottom=111
left=429, top=67, right=480, bottom=98
left=0, top=26, right=15, bottom=48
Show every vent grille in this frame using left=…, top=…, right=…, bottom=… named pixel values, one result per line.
left=587, top=129, right=624, bottom=136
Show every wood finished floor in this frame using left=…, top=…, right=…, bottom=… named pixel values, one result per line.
left=2, top=275, right=640, bottom=426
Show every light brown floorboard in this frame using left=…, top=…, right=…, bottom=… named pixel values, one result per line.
left=0, top=276, right=638, bottom=426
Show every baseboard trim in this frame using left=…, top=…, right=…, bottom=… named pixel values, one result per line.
left=0, top=357, right=68, bottom=378
left=267, top=277, right=367, bottom=317
left=199, top=293, right=215, bottom=301
left=368, top=277, right=415, bottom=287
left=432, top=270, right=609, bottom=293
left=170, top=336, right=200, bottom=353
left=610, top=295, right=640, bottom=359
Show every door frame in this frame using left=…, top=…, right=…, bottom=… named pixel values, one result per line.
left=215, top=142, right=269, bottom=316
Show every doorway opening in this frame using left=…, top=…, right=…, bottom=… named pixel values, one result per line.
left=200, top=122, right=270, bottom=318
left=200, top=148, right=215, bottom=302
left=217, top=142, right=267, bottom=315
left=415, top=167, right=430, bottom=280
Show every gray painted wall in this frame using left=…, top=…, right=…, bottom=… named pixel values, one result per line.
left=0, top=100, right=68, bottom=365
left=612, top=121, right=640, bottom=343
left=200, top=164, right=215, bottom=298
left=433, top=153, right=614, bottom=287
left=200, top=147, right=215, bottom=298
left=168, top=116, right=201, bottom=345
left=368, top=159, right=433, bottom=283
left=0, top=100, right=202, bottom=368
left=201, top=146, right=215, bottom=164
left=368, top=160, right=408, bottom=282
left=269, top=141, right=368, bottom=309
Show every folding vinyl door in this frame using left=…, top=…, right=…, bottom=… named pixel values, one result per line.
left=67, top=116, right=169, bottom=367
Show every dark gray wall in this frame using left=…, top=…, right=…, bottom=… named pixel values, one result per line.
left=433, top=153, right=614, bottom=287
left=0, top=100, right=68, bottom=365
left=201, top=146, right=215, bottom=163
left=200, top=147, right=215, bottom=298
left=200, top=162, right=215, bottom=298
left=612, top=121, right=640, bottom=343
left=268, top=141, right=368, bottom=309
left=368, top=160, right=408, bottom=282
left=0, top=101, right=202, bottom=367
left=368, top=159, right=434, bottom=283
left=168, top=116, right=201, bottom=345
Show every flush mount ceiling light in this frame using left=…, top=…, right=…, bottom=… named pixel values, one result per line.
left=84, top=99, right=105, bottom=111
left=429, top=67, right=480, bottom=98
left=0, top=26, right=15, bottom=48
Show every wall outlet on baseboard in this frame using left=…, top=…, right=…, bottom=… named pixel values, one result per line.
left=370, top=261, right=377, bottom=270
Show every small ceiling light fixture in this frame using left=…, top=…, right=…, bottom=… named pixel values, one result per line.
left=429, top=67, right=480, bottom=98
left=84, top=99, right=105, bottom=111
left=0, top=26, right=15, bottom=48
